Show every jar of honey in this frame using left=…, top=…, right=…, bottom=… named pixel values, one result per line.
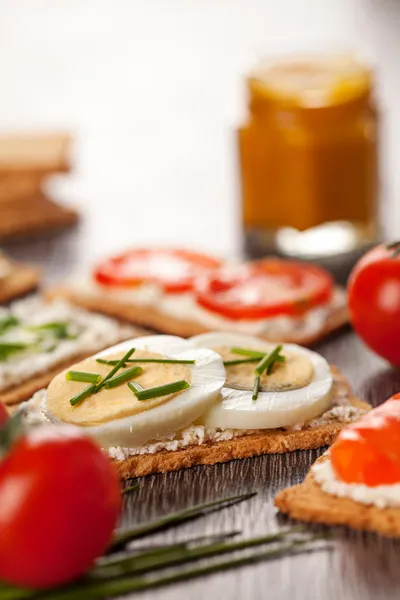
left=238, top=54, right=380, bottom=268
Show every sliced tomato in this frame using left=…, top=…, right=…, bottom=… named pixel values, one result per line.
left=331, top=393, right=400, bottom=486
left=94, top=248, right=221, bottom=294
left=194, top=259, right=333, bottom=320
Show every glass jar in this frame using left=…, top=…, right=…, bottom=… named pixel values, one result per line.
left=238, top=54, right=380, bottom=273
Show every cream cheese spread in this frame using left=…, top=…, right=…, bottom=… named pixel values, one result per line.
left=71, top=277, right=346, bottom=338
left=0, top=297, right=133, bottom=391
left=312, top=459, right=400, bottom=509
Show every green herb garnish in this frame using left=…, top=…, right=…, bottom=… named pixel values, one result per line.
left=231, top=347, right=266, bottom=359
left=96, top=358, right=196, bottom=366
left=70, top=384, right=97, bottom=406
left=255, top=345, right=285, bottom=376
left=0, top=342, right=29, bottom=361
left=129, top=379, right=190, bottom=401
left=95, top=348, right=136, bottom=393
left=0, top=315, right=19, bottom=335
left=104, top=366, right=143, bottom=390
left=127, top=381, right=144, bottom=394
left=66, top=371, right=102, bottom=384
left=29, top=321, right=76, bottom=340
left=224, top=357, right=260, bottom=366
left=252, top=375, right=260, bottom=401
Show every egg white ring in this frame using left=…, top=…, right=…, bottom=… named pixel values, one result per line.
left=45, top=335, right=226, bottom=448
left=190, top=332, right=333, bottom=429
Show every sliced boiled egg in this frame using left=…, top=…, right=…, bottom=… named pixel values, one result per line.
left=43, top=335, right=225, bottom=448
left=190, top=332, right=332, bottom=429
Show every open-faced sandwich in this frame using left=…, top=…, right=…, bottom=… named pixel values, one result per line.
left=20, top=332, right=370, bottom=478
left=48, top=247, right=348, bottom=346
left=0, top=296, right=144, bottom=406
left=275, top=393, right=400, bottom=537
left=0, top=252, right=40, bottom=304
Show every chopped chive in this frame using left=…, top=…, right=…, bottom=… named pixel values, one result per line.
left=104, top=366, right=143, bottom=389
left=255, top=345, right=285, bottom=376
left=231, top=347, right=266, bottom=359
left=132, top=380, right=190, bottom=401
left=128, top=381, right=144, bottom=394
left=96, top=358, right=196, bottom=366
left=252, top=375, right=260, bottom=401
left=28, top=321, right=75, bottom=340
left=66, top=371, right=102, bottom=384
left=224, top=358, right=260, bottom=366
left=111, top=492, right=256, bottom=550
left=70, top=384, right=97, bottom=406
left=0, top=342, right=29, bottom=361
left=0, top=315, right=19, bottom=335
left=95, top=348, right=136, bottom=392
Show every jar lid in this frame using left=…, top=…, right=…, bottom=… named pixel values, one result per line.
left=249, top=54, right=373, bottom=108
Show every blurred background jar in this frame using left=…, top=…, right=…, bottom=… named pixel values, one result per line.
left=238, top=54, right=380, bottom=281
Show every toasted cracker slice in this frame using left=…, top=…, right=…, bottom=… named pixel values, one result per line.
left=0, top=324, right=149, bottom=407
left=0, top=172, right=43, bottom=202
left=112, top=367, right=370, bottom=479
left=0, top=193, right=78, bottom=241
left=275, top=454, right=400, bottom=538
left=0, top=132, right=71, bottom=174
left=46, top=286, right=348, bottom=346
left=0, top=262, right=40, bottom=304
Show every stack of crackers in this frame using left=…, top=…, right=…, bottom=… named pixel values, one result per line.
left=0, top=132, right=79, bottom=240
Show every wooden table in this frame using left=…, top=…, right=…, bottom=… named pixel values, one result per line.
left=3, top=230, right=400, bottom=600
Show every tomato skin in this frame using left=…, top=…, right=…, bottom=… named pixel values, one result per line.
left=331, top=393, right=400, bottom=486
left=195, top=259, right=333, bottom=320
left=94, top=248, right=221, bottom=293
left=0, top=402, right=8, bottom=426
left=0, top=426, right=121, bottom=589
left=348, top=244, right=400, bottom=365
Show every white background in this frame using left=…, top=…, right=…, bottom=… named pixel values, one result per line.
left=1, top=0, right=399, bottom=262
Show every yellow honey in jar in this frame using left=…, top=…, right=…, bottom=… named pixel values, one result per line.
left=238, top=55, right=379, bottom=259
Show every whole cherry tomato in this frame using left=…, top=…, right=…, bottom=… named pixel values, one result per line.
left=348, top=243, right=400, bottom=365
left=0, top=425, right=121, bottom=588
left=0, top=401, right=8, bottom=426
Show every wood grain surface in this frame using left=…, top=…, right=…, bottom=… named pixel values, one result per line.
left=3, top=231, right=400, bottom=600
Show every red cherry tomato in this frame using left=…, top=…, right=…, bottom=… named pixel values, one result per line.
left=0, top=425, right=121, bottom=589
left=94, top=248, right=221, bottom=294
left=348, top=243, right=400, bottom=365
left=194, top=259, right=333, bottom=320
left=0, top=402, right=8, bottom=426
left=331, top=393, right=400, bottom=486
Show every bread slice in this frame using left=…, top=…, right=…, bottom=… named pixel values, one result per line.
left=0, top=262, right=40, bottom=304
left=275, top=454, right=400, bottom=538
left=0, top=132, right=71, bottom=174
left=111, top=367, right=370, bottom=479
left=0, top=193, right=78, bottom=241
left=47, top=286, right=348, bottom=346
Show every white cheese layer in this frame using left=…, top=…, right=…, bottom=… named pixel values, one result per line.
left=312, top=459, right=400, bottom=509
left=0, top=297, right=133, bottom=391
left=71, top=278, right=346, bottom=338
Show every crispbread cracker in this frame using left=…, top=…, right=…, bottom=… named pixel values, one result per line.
left=112, top=368, right=370, bottom=479
left=0, top=262, right=40, bottom=304
left=275, top=454, right=400, bottom=538
left=0, top=326, right=149, bottom=406
left=46, top=286, right=348, bottom=346
left=0, top=193, right=78, bottom=240
left=0, top=173, right=43, bottom=202
left=0, top=132, right=71, bottom=174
